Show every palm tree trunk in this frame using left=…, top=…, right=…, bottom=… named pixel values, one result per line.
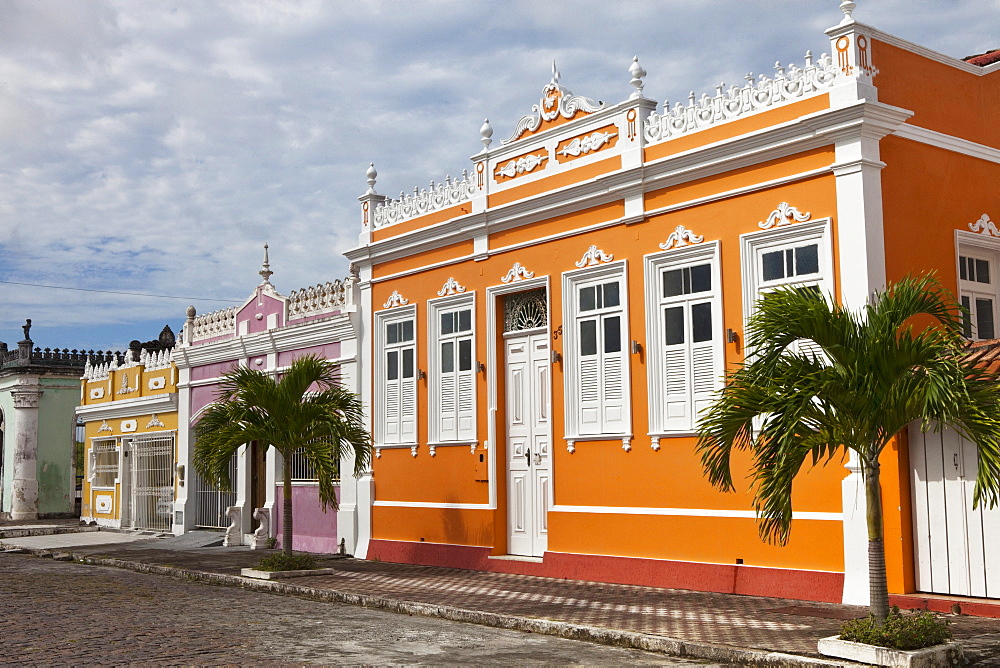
left=283, top=453, right=293, bottom=557
left=863, top=454, right=890, bottom=624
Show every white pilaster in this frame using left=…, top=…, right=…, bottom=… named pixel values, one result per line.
left=173, top=365, right=193, bottom=534
left=10, top=384, right=42, bottom=521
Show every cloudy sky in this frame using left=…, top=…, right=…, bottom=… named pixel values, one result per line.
left=1, top=0, right=998, bottom=351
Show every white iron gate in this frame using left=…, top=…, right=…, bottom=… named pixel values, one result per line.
left=128, top=433, right=175, bottom=532
left=193, top=453, right=238, bottom=529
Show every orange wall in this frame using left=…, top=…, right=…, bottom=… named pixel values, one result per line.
left=880, top=135, right=1000, bottom=292
left=874, top=40, right=1000, bottom=150
left=370, top=162, right=848, bottom=570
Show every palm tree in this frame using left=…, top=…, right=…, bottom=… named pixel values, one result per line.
left=194, top=355, right=371, bottom=557
left=697, top=274, right=1000, bottom=623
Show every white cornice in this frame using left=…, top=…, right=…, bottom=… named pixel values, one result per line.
left=892, top=124, right=1000, bottom=164
left=348, top=100, right=912, bottom=271
left=76, top=393, right=177, bottom=421
left=176, top=313, right=356, bottom=368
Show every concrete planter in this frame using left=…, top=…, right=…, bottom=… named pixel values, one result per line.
left=818, top=636, right=963, bottom=667
left=241, top=567, right=338, bottom=580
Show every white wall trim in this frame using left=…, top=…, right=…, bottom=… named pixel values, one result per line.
left=892, top=124, right=1000, bottom=165
left=551, top=504, right=841, bottom=520
left=372, top=500, right=492, bottom=510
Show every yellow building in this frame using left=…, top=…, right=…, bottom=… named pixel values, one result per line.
left=77, top=329, right=178, bottom=532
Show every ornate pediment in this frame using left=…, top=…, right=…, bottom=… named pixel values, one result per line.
left=502, top=62, right=603, bottom=145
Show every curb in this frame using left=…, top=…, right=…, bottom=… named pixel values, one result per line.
left=0, top=526, right=99, bottom=539
left=24, top=550, right=853, bottom=667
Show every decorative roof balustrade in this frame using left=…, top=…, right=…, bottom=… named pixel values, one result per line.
left=188, top=306, right=237, bottom=342
left=288, top=278, right=351, bottom=318
left=372, top=171, right=475, bottom=230
left=643, top=51, right=839, bottom=144
left=1, top=346, right=120, bottom=372
left=139, top=347, right=173, bottom=371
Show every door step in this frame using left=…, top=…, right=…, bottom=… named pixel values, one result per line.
left=488, top=554, right=543, bottom=563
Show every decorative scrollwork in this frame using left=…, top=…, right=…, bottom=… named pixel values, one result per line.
left=189, top=306, right=237, bottom=342
left=575, top=245, right=614, bottom=268
left=644, top=51, right=839, bottom=145
left=558, top=131, right=617, bottom=158
left=495, top=153, right=548, bottom=179
left=146, top=414, right=165, bottom=429
left=969, top=214, right=1000, bottom=238
left=504, top=289, right=547, bottom=332
left=758, top=202, right=812, bottom=230
left=503, top=63, right=603, bottom=145
left=383, top=291, right=410, bottom=308
left=288, top=280, right=349, bottom=318
left=659, top=226, right=705, bottom=250
left=501, top=262, right=535, bottom=284
left=437, top=278, right=467, bottom=296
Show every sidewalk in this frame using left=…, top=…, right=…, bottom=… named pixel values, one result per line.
left=3, top=523, right=1000, bottom=666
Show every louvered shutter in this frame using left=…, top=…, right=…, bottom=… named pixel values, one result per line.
left=457, top=370, right=475, bottom=440
left=384, top=351, right=400, bottom=441
left=690, top=339, right=717, bottom=425
left=400, top=370, right=416, bottom=442
left=601, top=342, right=626, bottom=432
left=663, top=347, right=690, bottom=430
left=578, top=316, right=601, bottom=434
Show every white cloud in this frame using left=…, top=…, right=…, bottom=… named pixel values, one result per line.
left=0, top=0, right=997, bottom=349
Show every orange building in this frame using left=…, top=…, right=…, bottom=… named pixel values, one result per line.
left=346, top=6, right=1000, bottom=607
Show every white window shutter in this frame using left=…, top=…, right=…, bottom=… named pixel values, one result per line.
left=440, top=371, right=457, bottom=440
left=602, top=348, right=626, bottom=432
left=690, top=340, right=717, bottom=425
left=400, top=374, right=416, bottom=442
left=663, top=347, right=690, bottom=430
left=578, top=315, right=601, bottom=434
left=457, top=370, right=475, bottom=440
left=384, top=379, right=400, bottom=440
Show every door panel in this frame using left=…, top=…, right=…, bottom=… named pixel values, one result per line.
left=506, top=332, right=551, bottom=557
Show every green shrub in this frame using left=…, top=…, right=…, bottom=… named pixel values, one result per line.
left=256, top=553, right=317, bottom=572
left=840, top=607, right=952, bottom=650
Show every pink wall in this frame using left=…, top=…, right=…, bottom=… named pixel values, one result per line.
left=273, top=483, right=340, bottom=554
left=191, top=361, right=236, bottom=382
left=190, top=384, right=223, bottom=418
left=277, top=342, right=340, bottom=367
left=238, top=289, right=285, bottom=335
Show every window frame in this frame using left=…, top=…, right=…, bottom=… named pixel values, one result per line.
left=89, top=437, right=120, bottom=490
left=427, top=292, right=478, bottom=445
left=561, top=259, right=631, bottom=440
left=740, top=218, right=834, bottom=355
left=374, top=304, right=418, bottom=448
left=955, top=229, right=1000, bottom=341
left=644, top=241, right=724, bottom=436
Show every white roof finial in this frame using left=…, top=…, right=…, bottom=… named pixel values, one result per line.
left=629, top=56, right=647, bottom=99
left=551, top=60, right=560, bottom=84
left=479, top=118, right=493, bottom=153
left=365, top=162, right=378, bottom=195
left=839, top=0, right=856, bottom=25
left=259, top=243, right=273, bottom=285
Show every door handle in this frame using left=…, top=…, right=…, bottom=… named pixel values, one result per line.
left=526, top=447, right=530, bottom=466
left=953, top=453, right=960, bottom=470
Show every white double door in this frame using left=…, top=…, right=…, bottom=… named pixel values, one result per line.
left=505, top=331, right=551, bottom=557
left=909, top=423, right=1000, bottom=598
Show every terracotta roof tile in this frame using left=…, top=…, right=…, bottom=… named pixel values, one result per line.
left=963, top=49, right=1000, bottom=67
left=964, top=338, right=1000, bottom=374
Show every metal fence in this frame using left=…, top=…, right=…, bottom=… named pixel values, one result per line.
left=193, top=453, right=238, bottom=529
left=127, top=433, right=175, bottom=532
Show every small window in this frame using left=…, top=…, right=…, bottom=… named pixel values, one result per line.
left=430, top=298, right=476, bottom=442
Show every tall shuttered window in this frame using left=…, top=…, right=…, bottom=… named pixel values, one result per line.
left=644, top=242, right=723, bottom=433
left=376, top=307, right=417, bottom=446
left=958, top=252, right=998, bottom=340
left=741, top=219, right=832, bottom=360
left=429, top=295, right=476, bottom=443
left=563, top=262, right=630, bottom=437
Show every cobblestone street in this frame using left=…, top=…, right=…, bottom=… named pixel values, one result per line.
left=0, top=553, right=716, bottom=666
